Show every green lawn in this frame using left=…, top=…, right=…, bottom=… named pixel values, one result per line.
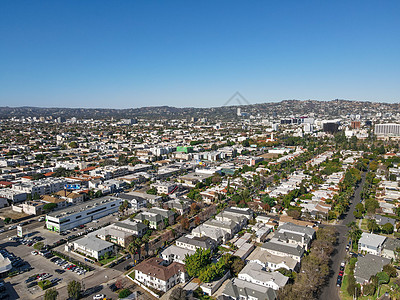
left=98, top=253, right=121, bottom=265
left=360, top=219, right=368, bottom=231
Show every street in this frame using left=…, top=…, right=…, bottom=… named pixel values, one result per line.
left=319, top=172, right=366, bottom=300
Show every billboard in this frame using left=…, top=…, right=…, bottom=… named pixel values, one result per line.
left=17, top=226, right=23, bottom=237
left=64, top=184, right=81, bottom=190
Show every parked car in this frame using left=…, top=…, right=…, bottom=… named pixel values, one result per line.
left=337, top=276, right=342, bottom=286
left=93, top=294, right=105, bottom=300
left=55, top=269, right=65, bottom=274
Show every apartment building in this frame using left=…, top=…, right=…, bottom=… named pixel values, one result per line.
left=134, top=257, right=187, bottom=292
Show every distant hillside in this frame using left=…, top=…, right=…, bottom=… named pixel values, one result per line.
left=0, top=100, right=399, bottom=120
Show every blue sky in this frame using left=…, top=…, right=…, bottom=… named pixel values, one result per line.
left=1, top=1, right=399, bottom=108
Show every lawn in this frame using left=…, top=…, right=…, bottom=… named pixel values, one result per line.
left=360, top=219, right=368, bottom=231
left=98, top=253, right=121, bottom=265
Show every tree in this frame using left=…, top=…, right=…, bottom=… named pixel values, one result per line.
left=118, top=289, right=132, bottom=298
left=170, top=287, right=189, bottom=300
left=367, top=219, right=380, bottom=233
left=365, top=198, right=379, bottom=214
left=184, top=248, right=212, bottom=278
left=383, top=264, right=397, bottom=278
left=69, top=141, right=78, bottom=148
left=146, top=187, right=157, bottom=195
left=44, top=288, right=58, bottom=300
left=381, top=223, right=394, bottom=234
left=287, top=209, right=301, bottom=219
left=43, top=203, right=58, bottom=212
left=376, top=271, right=390, bottom=284
left=34, top=242, right=44, bottom=250
left=229, top=256, right=245, bottom=276
left=347, top=222, right=362, bottom=250
left=363, top=283, right=376, bottom=296
left=67, top=280, right=81, bottom=300
left=180, top=217, right=190, bottom=231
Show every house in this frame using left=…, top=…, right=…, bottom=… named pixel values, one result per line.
left=133, top=207, right=174, bottom=229
left=374, top=215, right=396, bottom=227
left=382, top=238, right=400, bottom=260
left=246, top=246, right=299, bottom=271
left=151, top=181, right=177, bottom=195
left=354, top=254, right=391, bottom=284
left=164, top=198, right=192, bottom=215
left=161, top=245, right=195, bottom=264
left=238, top=262, right=289, bottom=290
left=176, top=235, right=217, bottom=251
left=96, top=226, right=134, bottom=248
left=113, top=220, right=148, bottom=238
left=358, top=233, right=387, bottom=255
left=192, top=224, right=230, bottom=244
left=134, top=257, right=187, bottom=292
left=41, top=195, right=68, bottom=209
left=260, top=240, right=304, bottom=262
left=221, top=278, right=277, bottom=300
left=118, top=193, right=147, bottom=210
left=72, top=236, right=114, bottom=260
left=271, top=222, right=315, bottom=251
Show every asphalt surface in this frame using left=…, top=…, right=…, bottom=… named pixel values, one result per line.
left=319, top=172, right=366, bottom=300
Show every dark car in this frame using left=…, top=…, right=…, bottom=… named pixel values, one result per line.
left=124, top=263, right=135, bottom=271
left=109, top=283, right=118, bottom=292
left=55, top=269, right=65, bottom=274
left=337, top=276, right=342, bottom=287
left=340, top=265, right=345, bottom=271
left=27, top=281, right=37, bottom=288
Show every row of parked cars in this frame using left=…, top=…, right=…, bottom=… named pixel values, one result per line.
left=0, top=248, right=26, bottom=269
left=50, top=257, right=87, bottom=275
left=337, top=261, right=346, bottom=287
left=25, top=272, right=62, bottom=288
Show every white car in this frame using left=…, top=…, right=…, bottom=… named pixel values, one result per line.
left=31, top=251, right=38, bottom=255
left=93, top=294, right=105, bottom=300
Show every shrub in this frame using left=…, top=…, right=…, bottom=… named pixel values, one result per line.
left=363, top=283, right=376, bottom=296
left=376, top=271, right=390, bottom=284
left=118, top=289, right=132, bottom=298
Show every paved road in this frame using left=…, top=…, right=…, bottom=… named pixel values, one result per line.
left=319, top=172, right=366, bottom=300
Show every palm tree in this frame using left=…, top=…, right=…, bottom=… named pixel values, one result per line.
left=347, top=222, right=362, bottom=251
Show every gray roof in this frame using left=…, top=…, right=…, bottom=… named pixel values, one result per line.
left=238, top=262, right=289, bottom=288
left=115, top=221, right=147, bottom=232
left=74, top=236, right=114, bottom=252
left=277, top=222, right=315, bottom=238
left=358, top=233, right=387, bottom=247
left=222, top=278, right=276, bottom=300
left=383, top=237, right=400, bottom=252
left=205, top=219, right=237, bottom=231
left=149, top=207, right=175, bottom=218
left=261, top=240, right=304, bottom=257
left=177, top=235, right=216, bottom=250
left=224, top=207, right=253, bottom=218
left=374, top=215, right=396, bottom=226
left=273, top=231, right=311, bottom=245
left=354, top=254, right=391, bottom=284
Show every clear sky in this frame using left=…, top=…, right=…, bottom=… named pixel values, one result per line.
left=1, top=1, right=399, bottom=108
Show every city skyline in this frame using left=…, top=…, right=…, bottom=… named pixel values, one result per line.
left=1, top=1, right=399, bottom=108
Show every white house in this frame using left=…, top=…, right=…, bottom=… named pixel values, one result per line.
left=238, top=262, right=288, bottom=290
left=134, top=257, right=186, bottom=292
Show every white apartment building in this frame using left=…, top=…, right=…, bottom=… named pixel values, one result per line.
left=12, top=178, right=68, bottom=196
left=134, top=257, right=186, bottom=292
left=375, top=123, right=400, bottom=137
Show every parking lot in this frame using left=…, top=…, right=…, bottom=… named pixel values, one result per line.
left=0, top=211, right=155, bottom=299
